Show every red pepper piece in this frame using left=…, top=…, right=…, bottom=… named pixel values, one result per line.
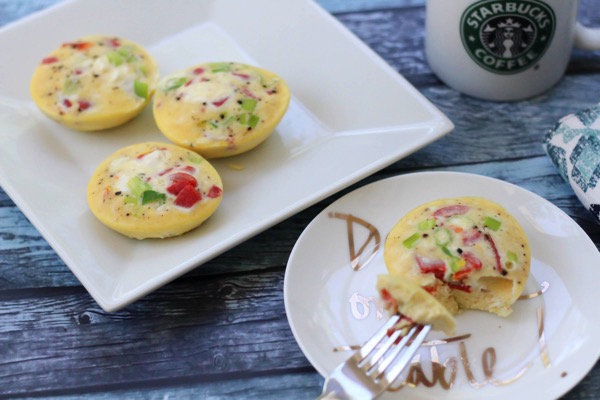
left=167, top=172, right=198, bottom=195
left=433, top=205, right=470, bottom=219
left=241, top=86, right=259, bottom=100
left=42, top=56, right=58, bottom=64
left=108, top=38, right=121, bottom=48
left=158, top=167, right=174, bottom=176
left=232, top=72, right=251, bottom=80
left=452, top=251, right=482, bottom=281
left=484, top=233, right=503, bottom=272
left=174, top=185, right=202, bottom=208
left=462, top=251, right=482, bottom=271
left=207, top=185, right=222, bottom=198
left=462, top=228, right=482, bottom=245
left=182, top=166, right=196, bottom=174
left=63, top=42, right=93, bottom=51
left=78, top=100, right=91, bottom=111
left=193, top=67, right=205, bottom=75
left=379, top=288, right=396, bottom=310
left=423, top=285, right=437, bottom=294
left=416, top=255, right=446, bottom=281
left=448, top=282, right=472, bottom=293
left=167, top=181, right=190, bottom=195
left=212, top=97, right=229, bottom=107
left=63, top=99, right=73, bottom=108
left=453, top=268, right=471, bottom=281
left=184, top=79, right=193, bottom=87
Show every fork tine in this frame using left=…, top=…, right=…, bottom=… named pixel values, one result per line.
left=353, top=314, right=400, bottom=363
left=371, top=325, right=419, bottom=377
left=319, top=320, right=430, bottom=400
left=379, top=324, right=432, bottom=386
left=360, top=325, right=410, bottom=372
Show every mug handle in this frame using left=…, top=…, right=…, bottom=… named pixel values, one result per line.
left=574, top=23, right=600, bottom=50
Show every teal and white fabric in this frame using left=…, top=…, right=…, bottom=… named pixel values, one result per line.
left=543, top=104, right=600, bottom=224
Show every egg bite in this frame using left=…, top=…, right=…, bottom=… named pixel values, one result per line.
left=30, top=35, right=158, bottom=131
left=153, top=62, right=290, bottom=158
left=377, top=274, right=456, bottom=336
left=87, top=142, right=223, bottom=239
left=384, top=197, right=531, bottom=317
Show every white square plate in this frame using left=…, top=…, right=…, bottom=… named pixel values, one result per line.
left=0, top=0, right=453, bottom=311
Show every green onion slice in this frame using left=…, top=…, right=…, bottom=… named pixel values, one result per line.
left=134, top=80, right=148, bottom=99
left=418, top=219, right=436, bottom=231
left=433, top=228, right=451, bottom=246
left=128, top=176, right=151, bottom=200
left=248, top=114, right=260, bottom=128
left=164, top=77, right=187, bottom=92
left=241, top=98, right=257, bottom=112
left=484, top=216, right=502, bottom=231
left=141, top=190, right=166, bottom=205
left=107, top=51, right=124, bottom=66
left=63, top=79, right=79, bottom=94
left=402, top=233, right=420, bottom=248
left=450, top=259, right=465, bottom=272
left=209, top=62, right=231, bottom=72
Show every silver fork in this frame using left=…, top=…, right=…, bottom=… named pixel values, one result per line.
left=318, top=315, right=431, bottom=400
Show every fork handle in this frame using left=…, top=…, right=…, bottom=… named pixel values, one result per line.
left=317, top=391, right=343, bottom=400
left=317, top=378, right=346, bottom=400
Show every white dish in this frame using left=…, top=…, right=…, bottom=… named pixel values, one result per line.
left=284, top=172, right=600, bottom=400
left=0, top=0, right=452, bottom=311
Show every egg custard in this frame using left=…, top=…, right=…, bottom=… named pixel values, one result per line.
left=153, top=62, right=290, bottom=158
left=87, top=142, right=223, bottom=239
left=377, top=274, right=456, bottom=336
left=384, top=197, right=531, bottom=317
left=30, top=35, right=158, bottom=131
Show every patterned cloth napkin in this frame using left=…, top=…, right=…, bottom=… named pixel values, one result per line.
left=543, top=104, right=600, bottom=224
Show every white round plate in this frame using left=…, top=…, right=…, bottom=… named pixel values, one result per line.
left=284, top=171, right=600, bottom=400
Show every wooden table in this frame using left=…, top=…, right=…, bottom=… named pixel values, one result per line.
left=1, top=0, right=599, bottom=398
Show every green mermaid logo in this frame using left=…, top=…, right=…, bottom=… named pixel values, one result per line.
left=460, top=0, right=555, bottom=74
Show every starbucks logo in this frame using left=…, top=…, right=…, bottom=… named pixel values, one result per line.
left=460, top=0, right=555, bottom=74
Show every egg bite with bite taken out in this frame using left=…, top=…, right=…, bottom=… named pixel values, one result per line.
left=384, top=197, right=531, bottom=317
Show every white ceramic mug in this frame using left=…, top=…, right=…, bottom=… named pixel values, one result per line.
left=426, top=0, right=600, bottom=101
